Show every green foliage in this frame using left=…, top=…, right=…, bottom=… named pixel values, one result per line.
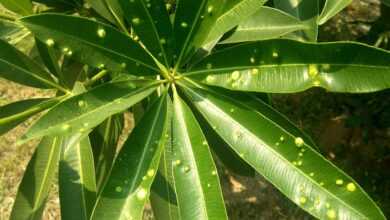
left=0, top=0, right=388, bottom=219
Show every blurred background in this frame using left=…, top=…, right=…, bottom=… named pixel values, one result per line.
left=0, top=0, right=389, bottom=219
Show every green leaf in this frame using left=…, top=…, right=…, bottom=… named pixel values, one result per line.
left=86, top=0, right=124, bottom=25
left=35, top=37, right=62, bottom=77
left=169, top=88, right=227, bottom=220
left=119, top=0, right=173, bottom=66
left=90, top=114, right=124, bottom=192
left=10, top=136, right=62, bottom=220
left=181, top=83, right=386, bottom=220
left=187, top=39, right=390, bottom=93
left=318, top=0, right=352, bottom=25
left=0, top=0, right=32, bottom=15
left=221, top=6, right=308, bottom=44
left=273, top=0, right=319, bottom=41
left=0, top=98, right=58, bottom=136
left=173, top=0, right=226, bottom=66
left=21, top=14, right=159, bottom=75
left=0, top=19, right=22, bottom=40
left=59, top=134, right=97, bottom=220
left=382, top=0, right=390, bottom=7
left=20, top=80, right=160, bottom=143
left=0, top=39, right=60, bottom=89
left=92, top=93, right=169, bottom=220
left=204, top=0, right=268, bottom=46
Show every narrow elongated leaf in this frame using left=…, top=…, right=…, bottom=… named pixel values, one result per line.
left=0, top=0, right=32, bottom=15
left=59, top=134, right=97, bottom=220
left=90, top=114, right=124, bottom=192
left=20, top=80, right=160, bottom=142
left=173, top=0, right=226, bottom=65
left=92, top=94, right=169, bottom=220
left=119, top=0, right=173, bottom=66
left=0, top=39, right=58, bottom=89
left=21, top=14, right=159, bottom=75
left=0, top=98, right=58, bottom=136
left=221, top=7, right=307, bottom=43
left=35, top=37, right=62, bottom=78
left=0, top=19, right=22, bottom=40
left=169, top=89, right=228, bottom=220
left=205, top=0, right=267, bottom=46
left=187, top=39, right=390, bottom=93
left=318, top=0, right=352, bottom=25
left=274, top=0, right=319, bottom=41
left=87, top=0, right=124, bottom=25
left=181, top=84, right=386, bottom=220
left=11, top=136, right=62, bottom=220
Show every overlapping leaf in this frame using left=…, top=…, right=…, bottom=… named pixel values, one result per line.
left=181, top=83, right=386, bottom=220
left=35, top=37, right=62, bottom=78
left=119, top=0, right=173, bottom=66
left=20, top=80, right=160, bottom=142
left=0, top=0, right=32, bottom=15
left=92, top=94, right=169, bottom=220
left=221, top=7, right=307, bottom=43
left=21, top=14, right=159, bottom=75
left=87, top=0, right=124, bottom=25
left=318, top=0, right=352, bottom=25
left=187, top=39, right=390, bottom=93
left=11, top=136, right=62, bottom=220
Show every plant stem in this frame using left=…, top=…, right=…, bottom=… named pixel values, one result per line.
left=85, top=70, right=109, bottom=86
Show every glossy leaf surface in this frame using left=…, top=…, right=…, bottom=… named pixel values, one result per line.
left=0, top=0, right=32, bottom=15
left=0, top=39, right=58, bottom=89
left=318, top=0, right=352, bottom=25
left=181, top=84, right=386, bottom=220
left=21, top=80, right=159, bottom=142
left=35, top=37, right=62, bottom=78
left=221, top=7, right=307, bottom=43
left=87, top=0, right=124, bottom=25
left=21, top=14, right=159, bottom=75
left=92, top=94, right=169, bottom=220
left=11, top=137, right=62, bottom=220
left=119, top=0, right=173, bottom=66
left=187, top=39, right=390, bottom=93
left=169, top=89, right=227, bottom=220
left=59, top=134, right=97, bottom=220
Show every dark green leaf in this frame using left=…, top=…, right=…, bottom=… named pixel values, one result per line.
left=59, top=134, right=97, bottom=220
left=11, top=136, right=62, bottom=220
left=187, top=39, right=390, bottom=93
left=181, top=83, right=386, bottom=220
left=318, top=0, right=352, bottom=25
left=0, top=39, right=59, bottom=89
left=0, top=0, right=32, bottom=15
left=21, top=14, right=159, bottom=75
left=119, top=0, right=173, bottom=66
left=20, top=80, right=160, bottom=143
left=35, top=37, right=62, bottom=77
left=92, top=93, right=169, bottom=220
left=221, top=6, right=307, bottom=43
left=169, top=88, right=227, bottom=219
left=86, top=0, right=124, bottom=25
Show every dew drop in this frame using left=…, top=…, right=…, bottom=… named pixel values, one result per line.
left=299, top=196, right=307, bottom=205
left=320, top=182, right=325, bottom=186
left=250, top=57, right=256, bottom=64
left=181, top=22, right=188, bottom=28
left=297, top=160, right=303, bottom=166
left=174, top=160, right=181, bottom=166
left=147, top=169, right=155, bottom=177
left=62, top=124, right=70, bottom=131
left=62, top=47, right=69, bottom=53
left=230, top=108, right=235, bottom=113
left=115, top=186, right=123, bottom=192
left=298, top=152, right=304, bottom=157
left=98, top=64, right=105, bottom=69
left=66, top=50, right=73, bottom=57
left=121, top=62, right=127, bottom=69
left=272, top=51, right=279, bottom=58
left=251, top=68, right=259, bottom=75
left=78, top=100, right=86, bottom=107
left=97, top=27, right=106, bottom=38
left=160, top=38, right=166, bottom=44
left=132, top=17, right=141, bottom=25
left=335, top=179, right=344, bottom=185
left=294, top=137, right=304, bottom=147
left=206, top=75, right=215, bottom=83
left=46, top=38, right=55, bottom=47
left=326, top=209, right=337, bottom=219
left=231, top=71, right=240, bottom=80
left=202, top=140, right=207, bottom=146
left=136, top=188, right=147, bottom=200
left=279, top=136, right=285, bottom=142
left=142, top=176, right=147, bottom=181
left=83, top=122, right=89, bottom=127
left=207, top=183, right=211, bottom=188
left=309, top=172, right=315, bottom=177
left=308, top=64, right=319, bottom=77
left=207, top=5, right=214, bottom=14
left=346, top=182, right=356, bottom=192
left=211, top=170, right=217, bottom=176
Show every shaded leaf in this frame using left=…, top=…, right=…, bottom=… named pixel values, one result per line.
left=35, top=37, right=62, bottom=77
left=21, top=80, right=160, bottom=142
left=86, top=0, right=124, bottom=25
left=187, top=39, right=390, bottom=93
left=318, top=0, right=352, bottom=25
left=181, top=83, right=386, bottom=220
left=0, top=0, right=32, bottom=15
left=10, top=136, right=62, bottom=220
left=21, top=14, right=159, bottom=75
left=221, top=6, right=307, bottom=43
left=92, top=93, right=169, bottom=220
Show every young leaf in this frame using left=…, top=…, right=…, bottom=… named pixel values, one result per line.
left=0, top=0, right=32, bottom=15
left=221, top=7, right=308, bottom=44
left=10, top=136, right=62, bottom=220
left=169, top=88, right=228, bottom=220
left=118, top=0, right=173, bottom=66
left=204, top=0, right=268, bottom=46
left=0, top=39, right=60, bottom=89
left=20, top=80, right=160, bottom=143
left=21, top=14, right=159, bottom=75
left=318, top=0, right=352, bottom=25
left=92, top=93, right=169, bottom=220
left=59, top=134, right=97, bottom=220
left=187, top=39, right=390, bottom=93
left=0, top=98, right=58, bottom=136
left=273, top=0, right=319, bottom=41
left=181, top=84, right=386, bottom=220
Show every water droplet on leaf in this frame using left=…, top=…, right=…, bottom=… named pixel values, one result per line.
left=97, top=27, right=106, bottom=38
left=346, top=182, right=356, bottom=192
left=136, top=188, right=147, bottom=200
left=294, top=137, right=304, bottom=147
